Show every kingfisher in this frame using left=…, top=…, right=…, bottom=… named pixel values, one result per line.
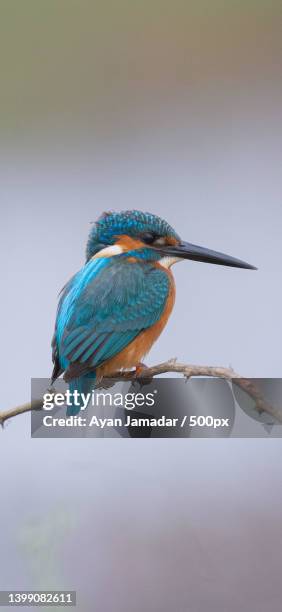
left=51, top=210, right=256, bottom=415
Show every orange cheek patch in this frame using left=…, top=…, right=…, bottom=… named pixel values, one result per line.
left=166, top=236, right=179, bottom=246
left=115, top=234, right=144, bottom=252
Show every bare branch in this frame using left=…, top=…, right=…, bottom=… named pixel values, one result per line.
left=0, top=360, right=281, bottom=427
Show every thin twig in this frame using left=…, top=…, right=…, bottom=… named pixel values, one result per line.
left=0, top=360, right=281, bottom=427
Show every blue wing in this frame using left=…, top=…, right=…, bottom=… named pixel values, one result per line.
left=52, top=256, right=170, bottom=381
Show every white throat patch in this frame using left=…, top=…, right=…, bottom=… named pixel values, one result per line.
left=158, top=256, right=182, bottom=268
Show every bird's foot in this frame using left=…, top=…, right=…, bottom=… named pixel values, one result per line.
left=133, top=363, right=153, bottom=385
left=134, top=362, right=148, bottom=377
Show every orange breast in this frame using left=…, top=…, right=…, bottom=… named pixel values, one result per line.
left=97, top=268, right=176, bottom=377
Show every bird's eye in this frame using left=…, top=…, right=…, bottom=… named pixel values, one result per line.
left=142, top=232, right=157, bottom=244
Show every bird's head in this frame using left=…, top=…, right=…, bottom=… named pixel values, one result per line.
left=86, top=210, right=256, bottom=270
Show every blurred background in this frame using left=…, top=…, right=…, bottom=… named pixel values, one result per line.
left=0, top=2, right=282, bottom=610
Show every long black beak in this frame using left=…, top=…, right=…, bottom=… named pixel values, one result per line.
left=158, top=241, right=257, bottom=270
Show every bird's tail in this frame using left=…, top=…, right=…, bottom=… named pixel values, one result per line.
left=67, top=372, right=96, bottom=416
